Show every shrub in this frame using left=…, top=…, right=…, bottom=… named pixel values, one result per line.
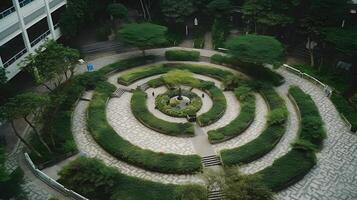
left=212, top=18, right=230, bottom=49
left=131, top=90, right=195, bottom=136
left=58, top=157, right=206, bottom=200
left=267, top=107, right=288, bottom=125
left=210, top=54, right=284, bottom=86
left=351, top=94, right=357, bottom=105
left=208, top=86, right=256, bottom=143
left=193, top=37, right=205, bottom=49
left=88, top=82, right=202, bottom=174
left=221, top=88, right=287, bottom=165
left=331, top=93, right=357, bottom=132
left=165, top=50, right=200, bottom=61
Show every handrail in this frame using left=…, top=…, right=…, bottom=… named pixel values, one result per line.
left=0, top=0, right=35, bottom=20
left=30, top=29, right=50, bottom=46
left=3, top=48, right=27, bottom=68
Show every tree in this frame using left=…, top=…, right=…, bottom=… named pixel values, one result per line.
left=107, top=3, right=128, bottom=20
left=21, top=40, right=80, bottom=91
left=242, top=0, right=299, bottom=33
left=0, top=93, right=51, bottom=156
left=118, top=23, right=167, bottom=55
left=226, top=34, right=285, bottom=66
left=322, top=26, right=357, bottom=57
left=207, top=0, right=232, bottom=17
left=160, top=0, right=195, bottom=23
left=298, top=0, right=350, bottom=66
left=163, top=69, right=199, bottom=99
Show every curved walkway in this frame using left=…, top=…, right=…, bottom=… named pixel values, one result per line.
left=213, top=94, right=268, bottom=152
left=107, top=92, right=196, bottom=155
left=72, top=94, right=204, bottom=184
left=240, top=88, right=299, bottom=174
left=275, top=68, right=357, bottom=200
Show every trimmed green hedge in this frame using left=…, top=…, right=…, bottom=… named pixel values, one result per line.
left=165, top=50, right=200, bottom=61
left=118, top=63, right=235, bottom=86
left=87, top=82, right=202, bottom=174
left=208, top=85, right=256, bottom=143
left=221, top=87, right=287, bottom=165
left=197, top=83, right=227, bottom=126
left=256, top=86, right=325, bottom=191
left=131, top=90, right=195, bottom=136
left=211, top=54, right=284, bottom=86
left=331, top=93, right=357, bottom=132
left=59, top=157, right=207, bottom=200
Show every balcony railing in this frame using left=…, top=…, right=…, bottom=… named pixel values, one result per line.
left=0, top=0, right=35, bottom=20
left=3, top=48, right=27, bottom=68
left=30, top=29, right=50, bottom=47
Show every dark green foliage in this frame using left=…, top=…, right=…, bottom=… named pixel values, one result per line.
left=258, top=149, right=316, bottom=191
left=212, top=18, right=230, bottom=49
left=289, top=86, right=326, bottom=149
left=267, top=107, right=288, bottom=125
left=197, top=84, right=227, bottom=126
left=88, top=83, right=202, bottom=174
left=207, top=0, right=232, bottom=16
left=165, top=50, right=200, bottom=61
left=225, top=34, right=285, bottom=66
left=211, top=54, right=284, bottom=86
left=131, top=90, right=194, bottom=136
left=59, top=157, right=206, bottom=200
left=208, top=86, right=256, bottom=143
left=193, top=37, right=205, bottom=49
left=351, top=94, right=357, bottom=105
left=221, top=88, right=287, bottom=165
left=95, top=23, right=111, bottom=41
left=160, top=0, right=195, bottom=23
left=331, top=93, right=357, bottom=132
left=0, top=67, right=6, bottom=86
left=107, top=3, right=128, bottom=19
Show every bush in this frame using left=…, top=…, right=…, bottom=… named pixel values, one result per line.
left=331, top=93, right=357, bottom=132
left=208, top=86, right=256, bottom=143
left=165, top=50, right=200, bottom=61
left=193, top=37, right=205, bottom=49
left=197, top=84, right=227, bottom=126
left=95, top=24, right=111, bottom=41
left=221, top=88, right=287, bottom=165
left=88, top=82, right=202, bottom=174
left=257, top=149, right=316, bottom=191
left=351, top=94, right=357, bottom=105
left=210, top=54, right=284, bottom=86
left=267, top=107, right=288, bottom=125
left=212, top=18, right=230, bottom=49
left=131, top=90, right=195, bottom=136
left=58, top=157, right=206, bottom=200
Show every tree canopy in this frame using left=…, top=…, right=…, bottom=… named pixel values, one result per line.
left=207, top=0, right=232, bottom=16
left=160, top=0, right=195, bottom=23
left=118, top=23, right=167, bottom=54
left=322, top=26, right=357, bottom=56
left=107, top=3, right=128, bottom=19
left=0, top=67, right=6, bottom=86
left=226, top=34, right=285, bottom=65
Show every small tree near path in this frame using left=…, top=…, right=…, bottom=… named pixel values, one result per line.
left=226, top=34, right=285, bottom=66
left=0, top=93, right=51, bottom=156
left=118, top=23, right=168, bottom=55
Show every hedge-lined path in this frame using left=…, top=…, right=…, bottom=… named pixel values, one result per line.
left=204, top=32, right=213, bottom=50
left=239, top=88, right=300, bottom=174
left=212, top=94, right=268, bottom=152
left=106, top=92, right=196, bottom=155
left=202, top=91, right=240, bottom=131
left=72, top=92, right=204, bottom=184
left=275, top=68, right=357, bottom=200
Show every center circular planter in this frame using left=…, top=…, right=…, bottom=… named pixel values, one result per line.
left=155, top=89, right=202, bottom=117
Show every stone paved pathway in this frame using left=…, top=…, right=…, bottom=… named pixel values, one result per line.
left=204, top=32, right=213, bottom=50
left=212, top=94, right=268, bottom=152
left=72, top=93, right=204, bottom=184
left=193, top=88, right=213, bottom=115
left=240, top=88, right=299, bottom=174
left=275, top=68, right=357, bottom=200
left=107, top=92, right=196, bottom=155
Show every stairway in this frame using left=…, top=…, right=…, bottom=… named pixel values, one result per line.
left=202, top=155, right=222, bottom=167
left=208, top=190, right=225, bottom=200
left=111, top=88, right=126, bottom=98
left=139, top=83, right=149, bottom=91
left=80, top=41, right=122, bottom=54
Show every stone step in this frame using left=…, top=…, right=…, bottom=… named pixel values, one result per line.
left=139, top=83, right=149, bottom=91
left=208, top=190, right=225, bottom=200
left=111, top=88, right=126, bottom=98
left=202, top=155, right=221, bottom=167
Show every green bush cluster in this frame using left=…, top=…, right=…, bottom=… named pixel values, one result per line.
left=351, top=94, right=357, bottom=105
left=208, top=86, right=256, bottom=143
left=59, top=157, right=207, bottom=200
left=212, top=18, right=230, bottom=49
left=211, top=54, right=284, bottom=86
left=155, top=89, right=202, bottom=117
left=29, top=56, right=156, bottom=165
left=331, top=93, right=357, bottom=132
left=256, top=86, right=325, bottom=191
left=118, top=63, right=235, bottom=86
left=197, top=84, right=227, bottom=126
left=193, top=37, right=205, bottom=49
left=88, top=82, right=202, bottom=174
left=221, top=87, right=287, bottom=165
left=131, top=90, right=194, bottom=136
left=165, top=50, right=200, bottom=61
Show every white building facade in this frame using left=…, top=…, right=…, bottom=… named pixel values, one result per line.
left=0, top=0, right=67, bottom=80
